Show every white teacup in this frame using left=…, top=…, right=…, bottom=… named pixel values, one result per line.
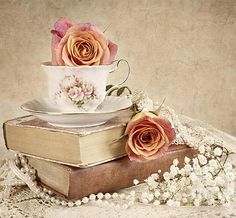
left=41, top=60, right=130, bottom=112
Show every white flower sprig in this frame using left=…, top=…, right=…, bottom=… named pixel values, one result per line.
left=130, top=90, right=154, bottom=112
left=138, top=144, right=235, bottom=206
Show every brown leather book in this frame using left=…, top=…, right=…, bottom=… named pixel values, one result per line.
left=27, top=144, right=198, bottom=200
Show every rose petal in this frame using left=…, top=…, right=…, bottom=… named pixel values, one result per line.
left=107, top=40, right=118, bottom=64
left=155, top=117, right=176, bottom=142
left=125, top=116, right=159, bottom=135
left=51, top=34, right=61, bottom=65
left=127, top=134, right=141, bottom=155
left=77, top=23, right=104, bottom=36
left=143, top=140, right=159, bottom=151
left=138, top=129, right=159, bottom=150
left=55, top=33, right=69, bottom=65
left=148, top=142, right=170, bottom=160
left=125, top=143, right=142, bottom=161
left=51, top=17, right=76, bottom=65
left=53, top=17, right=76, bottom=37
left=153, top=125, right=170, bottom=150
left=77, top=22, right=118, bottom=63
left=100, top=47, right=111, bottom=65
left=136, top=146, right=159, bottom=157
left=132, top=128, right=152, bottom=149
left=61, top=29, right=109, bottom=66
left=134, top=139, right=145, bottom=151
left=155, top=136, right=166, bottom=150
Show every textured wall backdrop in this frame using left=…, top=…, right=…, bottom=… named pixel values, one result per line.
left=0, top=0, right=235, bottom=145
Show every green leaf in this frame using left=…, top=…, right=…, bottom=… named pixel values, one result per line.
left=127, top=88, right=132, bottom=94
left=106, top=84, right=113, bottom=91
left=124, top=86, right=132, bottom=94
left=149, top=111, right=159, bottom=116
left=117, top=86, right=132, bottom=96
left=117, top=87, right=126, bottom=96
left=110, top=134, right=128, bottom=144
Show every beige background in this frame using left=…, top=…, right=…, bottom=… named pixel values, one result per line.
left=0, top=0, right=235, bottom=145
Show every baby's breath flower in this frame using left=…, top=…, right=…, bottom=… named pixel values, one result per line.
left=151, top=173, right=159, bottom=180
left=192, top=158, right=199, bottom=165
left=182, top=198, right=188, bottom=203
left=224, top=162, right=233, bottom=171
left=199, top=145, right=205, bottom=154
left=183, top=164, right=192, bottom=173
left=131, top=90, right=154, bottom=112
left=140, top=110, right=235, bottom=207
left=198, top=154, right=207, bottom=165
left=190, top=172, right=198, bottom=182
left=173, top=159, right=179, bottom=166
left=154, top=190, right=160, bottom=198
left=214, top=147, right=223, bottom=156
left=184, top=157, right=190, bottom=164
left=169, top=165, right=178, bottom=178
left=147, top=178, right=158, bottom=189
left=163, top=172, right=170, bottom=181
left=169, top=184, right=177, bottom=193
left=147, top=193, right=154, bottom=201
left=208, top=159, right=218, bottom=169
left=162, top=192, right=170, bottom=200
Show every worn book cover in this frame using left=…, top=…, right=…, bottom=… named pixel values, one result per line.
left=27, top=144, right=198, bottom=200
left=3, top=113, right=132, bottom=167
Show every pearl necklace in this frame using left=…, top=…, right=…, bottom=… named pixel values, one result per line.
left=10, top=153, right=137, bottom=208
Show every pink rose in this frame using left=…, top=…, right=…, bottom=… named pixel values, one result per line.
left=51, top=18, right=76, bottom=66
left=51, top=18, right=118, bottom=66
left=82, top=85, right=93, bottom=97
left=68, top=86, right=84, bottom=101
left=125, top=112, right=176, bottom=161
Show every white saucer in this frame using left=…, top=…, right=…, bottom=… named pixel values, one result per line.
left=21, top=96, right=132, bottom=128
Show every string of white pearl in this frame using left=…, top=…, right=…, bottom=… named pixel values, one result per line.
left=13, top=153, right=137, bottom=208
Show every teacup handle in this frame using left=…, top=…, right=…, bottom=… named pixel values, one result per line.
left=106, top=59, right=130, bottom=96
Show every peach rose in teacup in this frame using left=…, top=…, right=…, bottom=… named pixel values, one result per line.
left=51, top=18, right=118, bottom=66
left=125, top=112, right=176, bottom=161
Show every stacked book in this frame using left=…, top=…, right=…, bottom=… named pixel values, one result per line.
left=3, top=114, right=197, bottom=200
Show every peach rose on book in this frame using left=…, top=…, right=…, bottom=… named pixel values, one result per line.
left=51, top=17, right=118, bottom=66
left=125, top=112, right=176, bottom=161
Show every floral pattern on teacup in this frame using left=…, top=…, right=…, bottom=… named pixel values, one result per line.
left=55, top=75, right=97, bottom=108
